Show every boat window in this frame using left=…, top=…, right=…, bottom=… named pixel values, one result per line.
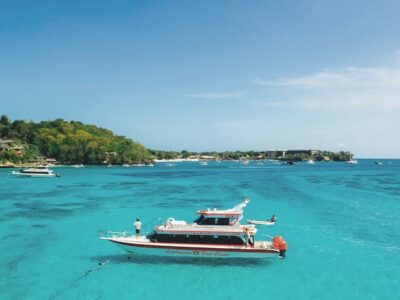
left=195, top=217, right=230, bottom=225
left=148, top=233, right=245, bottom=245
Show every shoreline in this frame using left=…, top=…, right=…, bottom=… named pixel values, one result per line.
left=1, top=158, right=394, bottom=169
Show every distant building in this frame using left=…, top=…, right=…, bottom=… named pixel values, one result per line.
left=0, top=144, right=10, bottom=151
left=45, top=158, right=60, bottom=165
left=286, top=150, right=319, bottom=156
left=265, top=150, right=287, bottom=159
left=0, top=139, right=25, bottom=155
left=266, top=149, right=319, bottom=159
left=199, top=155, right=216, bottom=161
left=0, top=139, right=15, bottom=145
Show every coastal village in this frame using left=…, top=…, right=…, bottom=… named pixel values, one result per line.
left=0, top=139, right=60, bottom=167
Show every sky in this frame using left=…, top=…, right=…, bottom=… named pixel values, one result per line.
left=1, top=0, right=400, bottom=157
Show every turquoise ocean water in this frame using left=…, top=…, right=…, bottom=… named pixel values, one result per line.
left=0, top=160, right=399, bottom=299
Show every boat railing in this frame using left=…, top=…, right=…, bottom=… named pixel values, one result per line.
left=158, top=223, right=246, bottom=231
left=262, top=234, right=274, bottom=240
left=143, top=217, right=163, bottom=233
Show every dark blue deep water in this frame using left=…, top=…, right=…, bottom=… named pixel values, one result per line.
left=0, top=160, right=399, bottom=299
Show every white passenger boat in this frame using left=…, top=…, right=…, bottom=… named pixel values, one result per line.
left=132, top=163, right=146, bottom=167
left=100, top=198, right=287, bottom=259
left=345, top=159, right=358, bottom=165
left=10, top=166, right=60, bottom=177
left=72, top=164, right=84, bottom=168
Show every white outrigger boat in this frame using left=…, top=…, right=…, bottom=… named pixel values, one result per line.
left=10, top=166, right=61, bottom=178
left=346, top=159, right=358, bottom=165
left=247, top=219, right=275, bottom=226
left=72, top=164, right=84, bottom=168
left=100, top=198, right=287, bottom=259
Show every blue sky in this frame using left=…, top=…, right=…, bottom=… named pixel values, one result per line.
left=1, top=1, right=400, bottom=157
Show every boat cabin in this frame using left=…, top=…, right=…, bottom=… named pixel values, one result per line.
left=146, top=232, right=247, bottom=245
left=194, top=207, right=243, bottom=226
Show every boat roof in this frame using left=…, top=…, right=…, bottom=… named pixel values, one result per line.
left=197, top=198, right=250, bottom=217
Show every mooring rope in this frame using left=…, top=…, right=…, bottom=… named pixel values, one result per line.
left=49, top=259, right=112, bottom=299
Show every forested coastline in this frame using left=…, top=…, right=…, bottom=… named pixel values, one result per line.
left=0, top=115, right=153, bottom=165
left=1, top=115, right=353, bottom=166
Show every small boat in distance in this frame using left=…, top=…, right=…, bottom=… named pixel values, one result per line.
left=72, top=164, right=84, bottom=168
left=199, top=161, right=208, bottom=166
left=247, top=219, right=275, bottom=226
left=346, top=159, right=358, bottom=165
left=374, top=160, right=383, bottom=165
left=100, top=198, right=288, bottom=259
left=10, top=166, right=60, bottom=178
left=132, top=163, right=146, bottom=167
left=306, top=159, right=315, bottom=164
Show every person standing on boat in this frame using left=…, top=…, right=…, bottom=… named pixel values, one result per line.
left=134, top=218, right=142, bottom=237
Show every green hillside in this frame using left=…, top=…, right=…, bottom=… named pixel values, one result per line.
left=0, top=115, right=153, bottom=165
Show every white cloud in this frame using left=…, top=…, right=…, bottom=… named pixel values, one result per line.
left=253, top=65, right=400, bottom=111
left=254, top=67, right=400, bottom=88
left=186, top=91, right=245, bottom=99
left=250, top=100, right=284, bottom=107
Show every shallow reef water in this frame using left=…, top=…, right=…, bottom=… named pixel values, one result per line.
left=0, top=160, right=399, bottom=299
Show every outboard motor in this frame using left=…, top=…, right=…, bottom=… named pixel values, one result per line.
left=273, top=236, right=288, bottom=258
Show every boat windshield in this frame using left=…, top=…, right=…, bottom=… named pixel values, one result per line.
left=193, top=215, right=234, bottom=226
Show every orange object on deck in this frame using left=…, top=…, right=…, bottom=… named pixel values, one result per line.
left=273, top=236, right=288, bottom=250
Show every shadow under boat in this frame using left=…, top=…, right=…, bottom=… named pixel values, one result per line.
left=91, top=254, right=274, bottom=267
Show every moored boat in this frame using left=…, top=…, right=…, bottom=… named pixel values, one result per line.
left=72, top=164, right=84, bottom=168
left=346, top=159, right=358, bottom=165
left=247, top=219, right=276, bottom=226
left=10, top=166, right=60, bottom=177
left=100, top=198, right=287, bottom=259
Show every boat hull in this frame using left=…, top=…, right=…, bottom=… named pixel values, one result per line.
left=10, top=172, right=58, bottom=178
left=104, top=238, right=279, bottom=259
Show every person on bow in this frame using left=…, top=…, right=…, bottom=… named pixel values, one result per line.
left=133, top=218, right=142, bottom=237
